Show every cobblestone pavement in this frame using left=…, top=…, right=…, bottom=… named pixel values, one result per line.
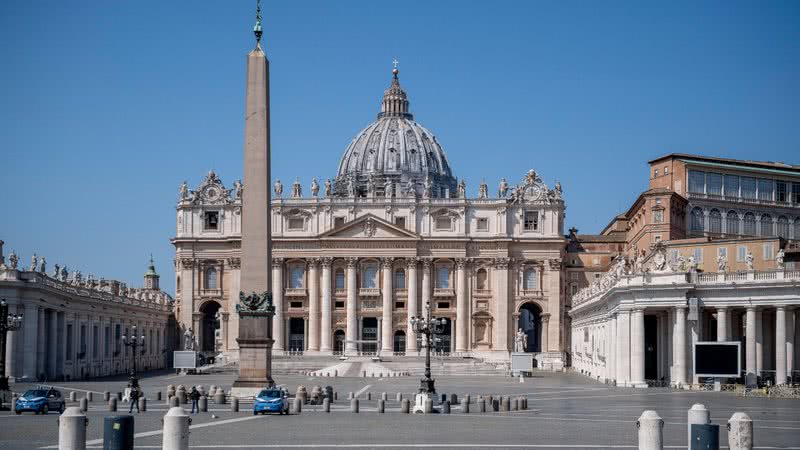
left=2, top=370, right=799, bottom=449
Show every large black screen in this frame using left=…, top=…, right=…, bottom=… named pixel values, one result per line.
left=695, top=343, right=739, bottom=376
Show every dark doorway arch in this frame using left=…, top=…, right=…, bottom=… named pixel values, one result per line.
left=289, top=318, right=305, bottom=351
left=518, top=303, right=542, bottom=353
left=393, top=330, right=406, bottom=354
left=333, top=330, right=345, bottom=354
left=200, top=301, right=222, bottom=352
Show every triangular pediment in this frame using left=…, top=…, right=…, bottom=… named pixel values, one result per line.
left=320, top=214, right=420, bottom=240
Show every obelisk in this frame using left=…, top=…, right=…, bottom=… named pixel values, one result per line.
left=232, top=0, right=274, bottom=395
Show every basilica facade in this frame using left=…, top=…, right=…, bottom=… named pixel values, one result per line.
left=172, top=68, right=568, bottom=368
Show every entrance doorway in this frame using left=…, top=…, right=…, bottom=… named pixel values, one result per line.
left=289, top=318, right=305, bottom=351
left=518, top=303, right=542, bottom=352
left=644, top=315, right=658, bottom=380
left=393, top=330, right=406, bottom=354
left=361, top=318, right=378, bottom=354
left=200, top=301, right=221, bottom=352
left=333, top=330, right=345, bottom=354
left=433, top=319, right=451, bottom=354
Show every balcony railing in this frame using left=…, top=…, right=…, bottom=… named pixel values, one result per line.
left=200, top=288, right=222, bottom=297
left=284, top=288, right=307, bottom=297
left=687, top=191, right=799, bottom=209
left=433, top=288, right=455, bottom=297
left=358, top=288, right=381, bottom=297
left=520, top=289, right=544, bottom=298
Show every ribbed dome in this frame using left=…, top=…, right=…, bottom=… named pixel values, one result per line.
left=334, top=68, right=457, bottom=198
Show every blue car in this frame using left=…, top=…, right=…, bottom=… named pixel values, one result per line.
left=253, top=388, right=288, bottom=415
left=15, top=388, right=66, bottom=415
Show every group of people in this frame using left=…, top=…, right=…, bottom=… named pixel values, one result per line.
left=125, top=383, right=202, bottom=414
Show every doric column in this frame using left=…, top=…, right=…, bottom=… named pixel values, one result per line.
left=616, top=310, right=630, bottom=385
left=5, top=304, right=19, bottom=378
left=716, top=307, right=729, bottom=342
left=745, top=307, right=756, bottom=379
left=755, top=309, right=763, bottom=375
left=406, top=258, right=418, bottom=352
left=320, top=258, right=333, bottom=352
left=787, top=309, right=795, bottom=379
left=271, top=258, right=284, bottom=351
left=493, top=257, right=510, bottom=352
left=455, top=258, right=468, bottom=353
left=630, top=309, right=645, bottom=387
left=308, top=258, right=320, bottom=351
left=776, top=306, right=787, bottom=385
left=345, top=258, right=358, bottom=353
left=608, top=313, right=616, bottom=383
left=36, top=307, right=45, bottom=379
left=421, top=259, right=431, bottom=320
left=381, top=258, right=394, bottom=353
left=673, top=306, right=687, bottom=386
left=48, top=309, right=58, bottom=378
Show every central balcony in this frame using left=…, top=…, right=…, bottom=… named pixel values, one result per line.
left=284, top=288, right=307, bottom=297
left=358, top=288, right=381, bottom=297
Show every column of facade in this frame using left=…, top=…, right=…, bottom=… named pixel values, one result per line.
left=220, top=313, right=229, bottom=353
left=616, top=310, right=630, bottom=385
left=421, top=259, right=431, bottom=320
left=717, top=307, right=729, bottom=342
left=656, top=313, right=664, bottom=381
left=406, top=259, right=418, bottom=353
left=345, top=258, right=358, bottom=353
left=36, top=307, right=45, bottom=379
left=755, top=309, right=763, bottom=375
left=541, top=314, right=550, bottom=352
left=630, top=309, right=645, bottom=387
left=609, top=314, right=617, bottom=383
left=271, top=258, right=284, bottom=351
left=48, top=309, right=58, bottom=378
left=776, top=307, right=787, bottom=385
left=455, top=258, right=468, bottom=353
left=493, top=258, right=510, bottom=352
left=5, top=304, right=19, bottom=378
left=787, top=309, right=795, bottom=380
left=381, top=258, right=393, bottom=353
left=745, top=307, right=756, bottom=379
left=673, top=306, right=687, bottom=386
left=546, top=259, right=562, bottom=354
left=320, top=258, right=333, bottom=353
left=307, top=259, right=320, bottom=351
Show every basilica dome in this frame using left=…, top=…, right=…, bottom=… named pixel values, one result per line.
left=334, top=68, right=457, bottom=198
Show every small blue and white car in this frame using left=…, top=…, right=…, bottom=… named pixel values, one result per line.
left=253, top=388, right=289, bottom=415
left=15, top=388, right=66, bottom=415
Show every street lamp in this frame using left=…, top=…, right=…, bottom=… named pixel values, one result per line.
left=0, top=299, right=24, bottom=393
left=121, top=325, right=145, bottom=388
left=409, top=301, right=448, bottom=396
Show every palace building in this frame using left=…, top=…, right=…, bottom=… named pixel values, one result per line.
left=172, top=66, right=568, bottom=369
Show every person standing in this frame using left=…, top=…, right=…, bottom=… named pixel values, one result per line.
left=128, top=386, right=140, bottom=414
left=190, top=386, right=201, bottom=414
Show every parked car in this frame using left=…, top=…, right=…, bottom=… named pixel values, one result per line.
left=15, top=388, right=65, bottom=415
left=253, top=388, right=288, bottom=415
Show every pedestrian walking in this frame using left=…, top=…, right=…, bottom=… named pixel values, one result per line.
left=190, top=386, right=201, bottom=414
left=128, top=386, right=140, bottom=414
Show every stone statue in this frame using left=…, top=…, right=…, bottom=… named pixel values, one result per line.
left=553, top=181, right=563, bottom=200
left=458, top=179, right=466, bottom=198
left=776, top=249, right=785, bottom=269
left=652, top=244, right=667, bottom=272
left=8, top=250, right=18, bottom=270
left=366, top=174, right=376, bottom=196
left=405, top=179, right=415, bottom=198
left=423, top=176, right=432, bottom=199
left=633, top=252, right=644, bottom=274
left=526, top=169, right=537, bottom=185
left=39, top=256, right=46, bottom=274
left=677, top=255, right=688, bottom=272
left=274, top=179, right=283, bottom=197
left=746, top=250, right=754, bottom=271
left=60, top=266, right=68, bottom=282
left=479, top=179, right=488, bottom=199
left=514, top=328, right=527, bottom=353
left=687, top=255, right=697, bottom=271
left=347, top=177, right=356, bottom=197
left=498, top=178, right=509, bottom=198
left=717, top=253, right=727, bottom=272
left=184, top=328, right=195, bottom=351
left=179, top=181, right=189, bottom=200
left=292, top=178, right=302, bottom=198
left=310, top=177, right=319, bottom=197
left=30, top=253, right=37, bottom=271
left=234, top=179, right=243, bottom=199
left=52, top=263, right=60, bottom=278
left=324, top=179, right=332, bottom=197
left=384, top=179, right=393, bottom=198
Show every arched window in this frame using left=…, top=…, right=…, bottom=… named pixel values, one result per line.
left=726, top=211, right=739, bottom=236
left=289, top=265, right=304, bottom=289
left=690, top=207, right=704, bottom=232
left=777, top=216, right=789, bottom=238
left=743, top=212, right=756, bottom=236
left=436, top=266, right=450, bottom=289
left=760, top=214, right=773, bottom=237
left=362, top=263, right=378, bottom=288
left=393, top=330, right=406, bottom=353
left=709, top=209, right=722, bottom=234
left=476, top=268, right=488, bottom=290
left=393, top=269, right=405, bottom=289
left=334, top=268, right=345, bottom=289
left=523, top=268, right=537, bottom=290
left=205, top=267, right=217, bottom=290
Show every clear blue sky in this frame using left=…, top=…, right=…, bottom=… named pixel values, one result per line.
left=1, top=1, right=798, bottom=294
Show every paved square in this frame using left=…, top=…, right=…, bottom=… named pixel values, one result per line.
left=2, top=370, right=799, bottom=449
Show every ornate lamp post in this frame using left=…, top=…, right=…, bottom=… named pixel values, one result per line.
left=409, top=301, right=448, bottom=396
left=121, top=325, right=145, bottom=388
left=1, top=300, right=24, bottom=396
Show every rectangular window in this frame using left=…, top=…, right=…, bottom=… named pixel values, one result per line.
left=394, top=270, right=405, bottom=289
left=290, top=301, right=303, bottom=309
left=757, top=179, right=773, bottom=201
left=793, top=183, right=800, bottom=204
left=592, top=256, right=600, bottom=266
left=436, top=267, right=450, bottom=289
left=669, top=249, right=679, bottom=266
left=653, top=210, right=663, bottom=223
left=688, top=170, right=705, bottom=194
left=115, top=324, right=121, bottom=355
left=763, top=243, right=773, bottom=260
left=523, top=211, right=539, bottom=231
left=395, top=301, right=405, bottom=309
left=436, top=301, right=450, bottom=309
left=654, top=235, right=662, bottom=242
left=570, top=272, right=579, bottom=281
left=664, top=167, right=669, bottom=175
left=335, top=301, right=345, bottom=309
left=706, top=173, right=722, bottom=196
left=334, top=270, right=345, bottom=289
left=523, top=270, right=537, bottom=290
left=737, top=246, right=747, bottom=262
left=435, top=216, right=451, bottom=231
left=724, top=175, right=739, bottom=198
left=594, top=273, right=601, bottom=279
left=570, top=284, right=578, bottom=295
left=776, top=181, right=787, bottom=203
left=476, top=217, right=489, bottom=231
left=334, top=217, right=345, bottom=228
left=105, top=326, right=111, bottom=358
left=693, top=248, right=703, bottom=264
left=203, top=211, right=219, bottom=230
left=654, top=169, right=659, bottom=177
left=288, top=217, right=304, bottom=230
left=394, top=217, right=406, bottom=229
left=66, top=324, right=73, bottom=361
left=741, top=177, right=757, bottom=200
left=718, top=247, right=728, bottom=259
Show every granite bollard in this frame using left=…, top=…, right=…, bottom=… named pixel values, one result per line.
left=400, top=398, right=410, bottom=413
left=687, top=404, right=710, bottom=450
left=378, top=399, right=385, bottom=413
left=637, top=410, right=664, bottom=450
left=59, top=407, right=88, bottom=450
left=163, top=406, right=190, bottom=450
left=231, top=397, right=239, bottom=412
left=351, top=398, right=359, bottom=413
left=292, top=398, right=302, bottom=414
left=727, top=412, right=753, bottom=450
left=442, top=400, right=450, bottom=414
left=199, top=396, right=208, bottom=412
left=323, top=398, right=330, bottom=413
left=79, top=397, right=88, bottom=413
left=109, top=397, right=117, bottom=412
